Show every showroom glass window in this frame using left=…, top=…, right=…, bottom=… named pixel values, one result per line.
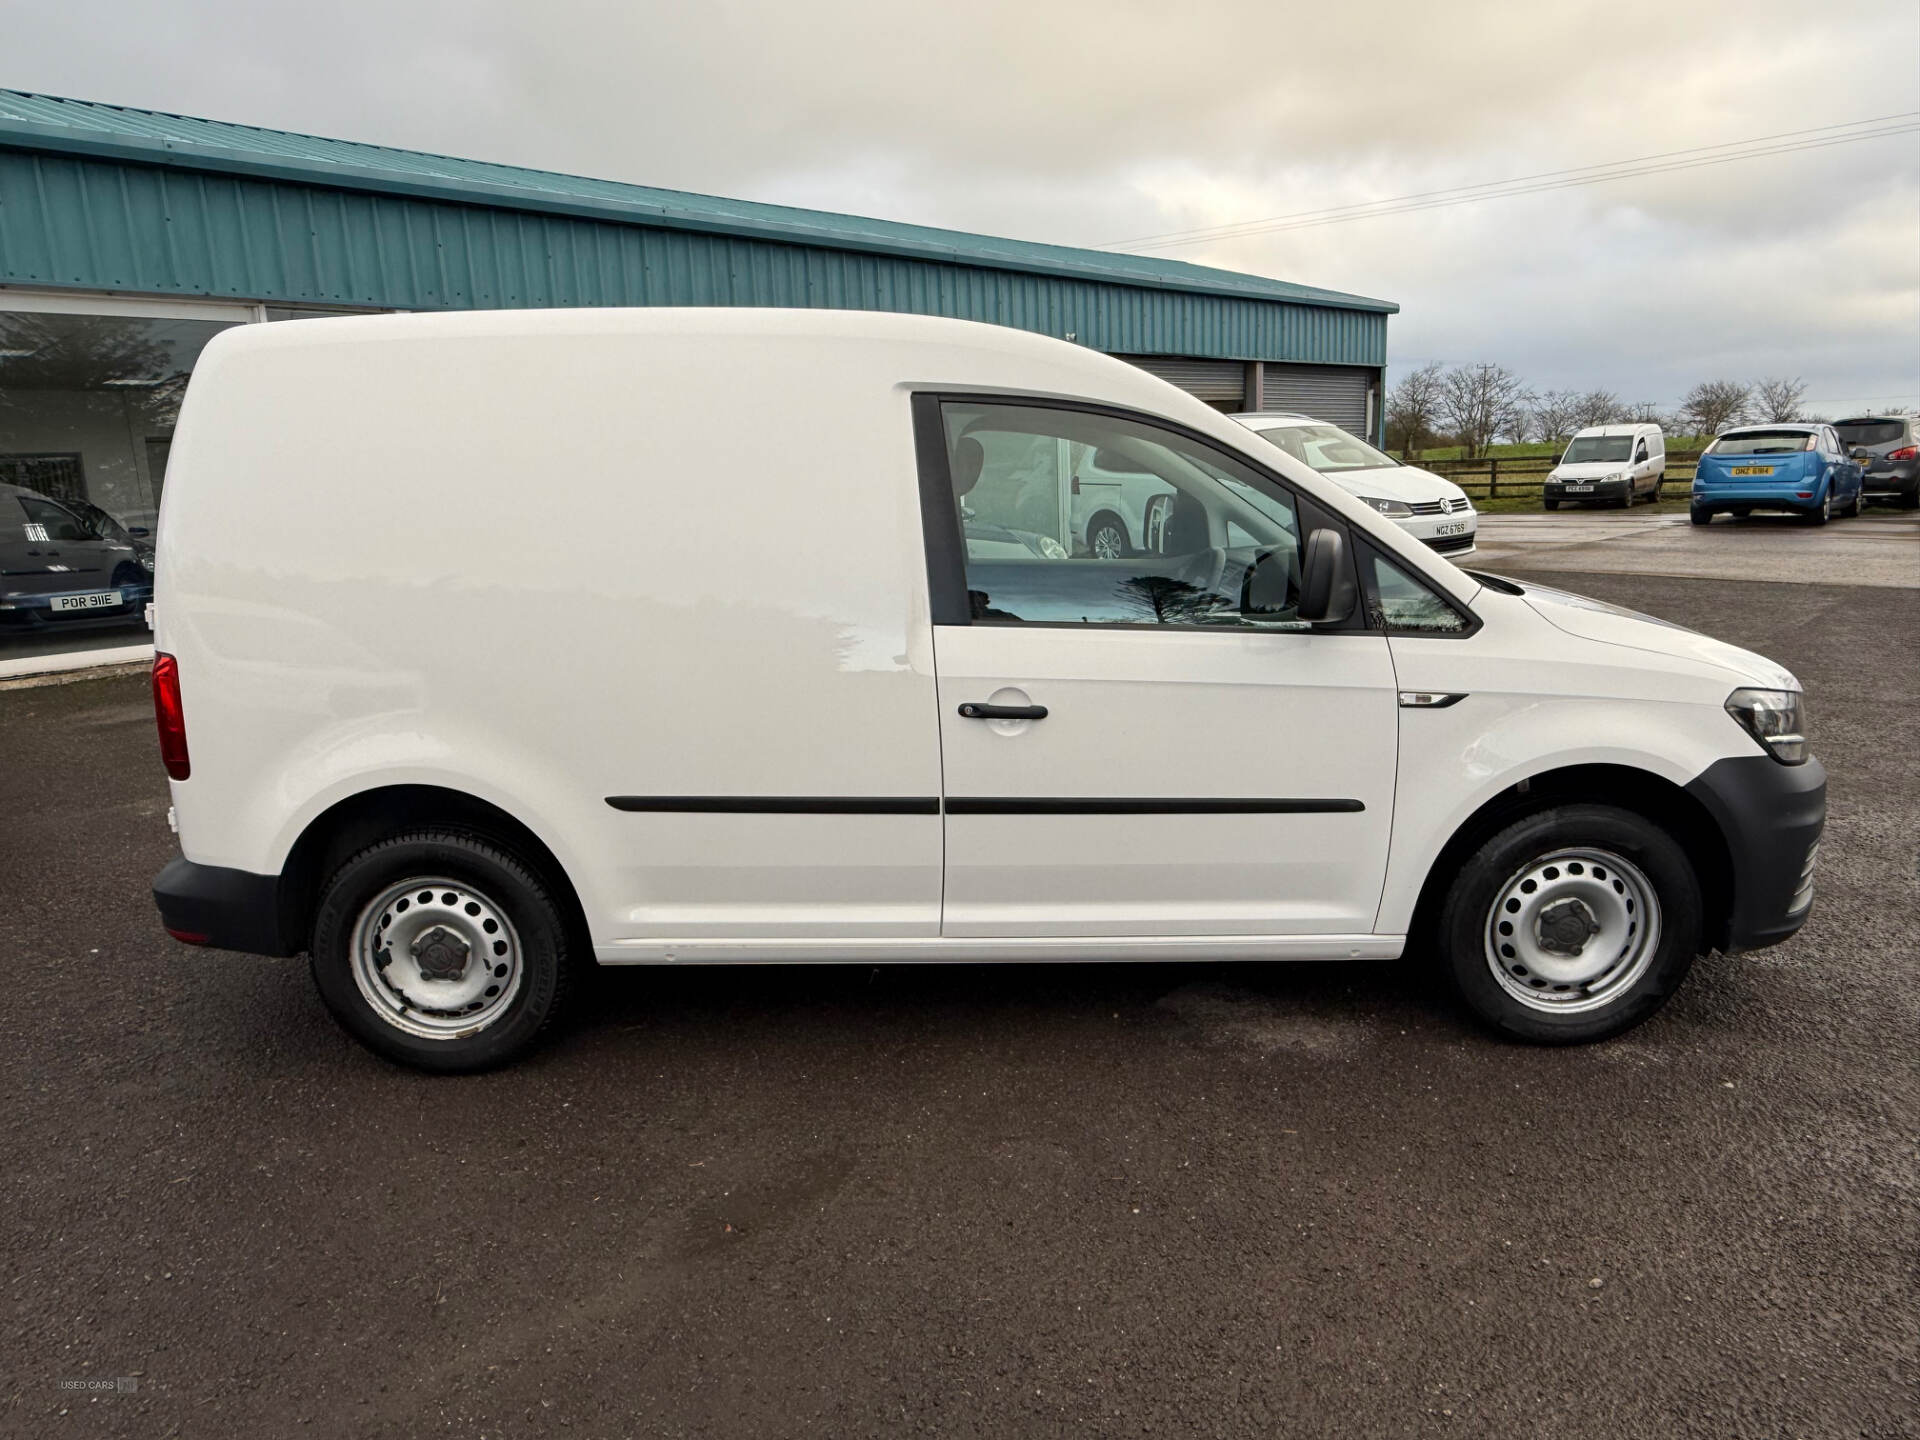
left=0, top=301, right=373, bottom=667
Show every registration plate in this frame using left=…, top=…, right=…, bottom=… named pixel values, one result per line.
left=1564, top=484, right=1593, bottom=493
left=1434, top=521, right=1469, bottom=537
left=1729, top=466, right=1774, bottom=477
left=51, top=590, right=121, bottom=613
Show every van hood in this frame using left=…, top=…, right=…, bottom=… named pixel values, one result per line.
left=1323, top=463, right=1468, bottom=505
left=1520, top=582, right=1799, bottom=689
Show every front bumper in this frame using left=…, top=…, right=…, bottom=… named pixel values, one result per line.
left=1683, top=753, right=1827, bottom=953
left=0, top=582, right=153, bottom=624
left=1544, top=477, right=1631, bottom=502
left=153, top=856, right=296, bottom=956
left=1393, top=511, right=1477, bottom=556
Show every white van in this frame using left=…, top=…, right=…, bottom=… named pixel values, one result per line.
left=1544, top=423, right=1666, bottom=508
left=150, top=311, right=1823, bottom=1071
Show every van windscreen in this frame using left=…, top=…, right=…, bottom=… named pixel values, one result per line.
left=1561, top=435, right=1633, bottom=463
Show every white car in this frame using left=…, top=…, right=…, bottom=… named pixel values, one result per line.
left=151, top=309, right=1823, bottom=1071
left=1233, top=412, right=1477, bottom=557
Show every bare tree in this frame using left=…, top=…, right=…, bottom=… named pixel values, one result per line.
left=1624, top=400, right=1668, bottom=426
left=1753, top=376, right=1808, bottom=423
left=1528, top=389, right=1582, bottom=446
left=1571, top=389, right=1626, bottom=430
left=1384, top=361, right=1446, bottom=459
left=1438, top=363, right=1531, bottom=459
left=1680, top=380, right=1751, bottom=437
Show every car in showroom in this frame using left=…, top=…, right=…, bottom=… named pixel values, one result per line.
left=1232, top=412, right=1477, bottom=557
left=1833, top=415, right=1919, bottom=510
left=0, top=482, right=153, bottom=633
left=1543, top=424, right=1666, bottom=509
left=1690, top=424, right=1867, bottom=525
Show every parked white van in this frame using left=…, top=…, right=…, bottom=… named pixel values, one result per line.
left=1544, top=423, right=1666, bottom=508
left=151, top=311, right=1823, bottom=1071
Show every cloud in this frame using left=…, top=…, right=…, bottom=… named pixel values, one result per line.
left=2, top=0, right=1915, bottom=412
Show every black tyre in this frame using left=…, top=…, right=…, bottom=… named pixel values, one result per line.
left=1086, top=513, right=1131, bottom=559
left=1690, top=505, right=1712, bottom=526
left=309, top=831, right=573, bottom=1072
left=1437, top=804, right=1702, bottom=1044
left=1651, top=479, right=1663, bottom=502
left=1846, top=488, right=1863, bottom=518
left=1543, top=498, right=1559, bottom=512
left=1900, top=488, right=1919, bottom=511
left=1806, top=492, right=1830, bottom=526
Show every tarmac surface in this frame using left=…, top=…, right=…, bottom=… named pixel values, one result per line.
left=2, top=560, right=1916, bottom=1437
left=1473, top=506, right=1919, bottom=589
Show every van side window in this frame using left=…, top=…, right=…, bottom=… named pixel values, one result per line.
left=1363, top=553, right=1469, bottom=633
left=936, top=401, right=1304, bottom=630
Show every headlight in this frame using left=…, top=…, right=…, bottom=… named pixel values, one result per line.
left=1358, top=496, right=1413, bottom=518
left=1030, top=534, right=1068, bottom=560
left=1725, top=687, right=1808, bottom=764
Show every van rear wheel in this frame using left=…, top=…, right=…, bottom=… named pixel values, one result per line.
left=1437, top=804, right=1701, bottom=1044
left=309, top=831, right=572, bottom=1072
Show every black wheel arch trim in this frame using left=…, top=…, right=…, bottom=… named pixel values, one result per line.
left=1682, top=753, right=1826, bottom=953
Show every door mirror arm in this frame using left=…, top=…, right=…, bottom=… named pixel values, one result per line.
left=1296, top=528, right=1356, bottom=625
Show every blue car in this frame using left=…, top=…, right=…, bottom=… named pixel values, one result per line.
left=1691, top=423, right=1866, bottom=526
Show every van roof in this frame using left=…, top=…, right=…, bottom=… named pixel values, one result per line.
left=205, top=305, right=1115, bottom=352
left=195, top=308, right=1218, bottom=396
left=1572, top=424, right=1658, bottom=436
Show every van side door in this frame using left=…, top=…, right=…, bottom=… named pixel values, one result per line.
left=915, top=396, right=1400, bottom=940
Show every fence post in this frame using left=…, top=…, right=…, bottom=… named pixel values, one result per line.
left=1488, top=457, right=1499, bottom=499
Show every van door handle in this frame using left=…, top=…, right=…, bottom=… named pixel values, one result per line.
left=958, top=702, right=1049, bottom=721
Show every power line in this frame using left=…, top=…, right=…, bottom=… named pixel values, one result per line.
left=1105, top=112, right=1920, bottom=252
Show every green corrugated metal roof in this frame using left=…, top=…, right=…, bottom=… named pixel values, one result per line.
left=0, top=89, right=1396, bottom=315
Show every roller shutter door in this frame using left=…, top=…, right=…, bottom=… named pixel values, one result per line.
left=1260, top=364, right=1375, bottom=435
left=1118, top=356, right=1249, bottom=409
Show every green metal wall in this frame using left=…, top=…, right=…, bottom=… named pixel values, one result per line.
left=0, top=149, right=1388, bottom=367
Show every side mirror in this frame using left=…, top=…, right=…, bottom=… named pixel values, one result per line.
left=1297, top=529, right=1356, bottom=625
left=1240, top=548, right=1296, bottom=619
left=1849, top=447, right=1870, bottom=462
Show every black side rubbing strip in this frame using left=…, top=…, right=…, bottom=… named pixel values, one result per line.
left=942, top=797, right=1365, bottom=816
left=608, top=796, right=941, bottom=815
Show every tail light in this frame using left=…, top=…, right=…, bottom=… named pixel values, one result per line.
left=152, top=652, right=190, bottom=780
left=1887, top=446, right=1917, bottom=462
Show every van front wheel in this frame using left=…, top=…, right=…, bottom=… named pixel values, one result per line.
left=1437, top=804, right=1701, bottom=1044
left=310, top=832, right=572, bottom=1072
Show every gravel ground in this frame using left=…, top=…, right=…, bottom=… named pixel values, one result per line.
left=2, top=568, right=1914, bottom=1438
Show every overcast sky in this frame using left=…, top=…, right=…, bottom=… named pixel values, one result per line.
left=5, top=0, right=1916, bottom=416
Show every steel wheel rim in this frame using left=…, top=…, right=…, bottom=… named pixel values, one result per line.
left=1091, top=524, right=1125, bottom=559
left=1484, top=848, right=1661, bottom=1014
left=349, top=876, right=525, bottom=1039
